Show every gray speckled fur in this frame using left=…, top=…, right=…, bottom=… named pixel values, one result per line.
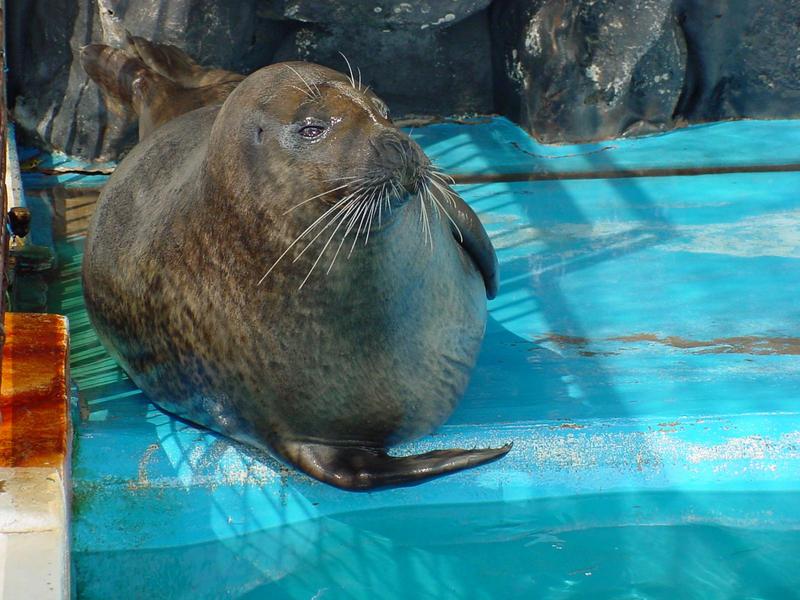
left=83, top=62, right=508, bottom=489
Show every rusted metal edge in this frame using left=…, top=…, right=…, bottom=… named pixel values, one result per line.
left=450, top=162, right=800, bottom=185
left=0, top=313, right=70, bottom=468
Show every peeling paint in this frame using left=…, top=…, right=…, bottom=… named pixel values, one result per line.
left=508, top=426, right=800, bottom=476
left=538, top=333, right=591, bottom=346
left=131, top=443, right=160, bottom=491
left=539, top=330, right=800, bottom=356
left=612, top=334, right=800, bottom=355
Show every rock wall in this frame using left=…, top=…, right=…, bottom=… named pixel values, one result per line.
left=270, top=4, right=494, bottom=119
left=7, top=0, right=289, bottom=161
left=492, top=0, right=800, bottom=143
left=7, top=0, right=800, bottom=160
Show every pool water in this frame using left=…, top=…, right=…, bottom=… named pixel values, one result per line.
left=75, top=493, right=800, bottom=599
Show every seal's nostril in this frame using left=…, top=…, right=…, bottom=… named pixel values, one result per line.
left=402, top=176, right=418, bottom=195
left=372, top=130, right=428, bottom=195
left=375, top=132, right=417, bottom=166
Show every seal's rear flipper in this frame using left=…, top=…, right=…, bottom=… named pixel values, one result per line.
left=277, top=440, right=513, bottom=491
left=80, top=44, right=191, bottom=138
left=80, top=44, right=150, bottom=111
left=80, top=44, right=178, bottom=114
left=125, top=33, right=244, bottom=88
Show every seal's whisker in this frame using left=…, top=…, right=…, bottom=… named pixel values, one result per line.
left=284, top=65, right=321, bottom=100
left=426, top=179, right=464, bottom=244
left=357, top=188, right=376, bottom=248
left=425, top=197, right=434, bottom=247
left=356, top=196, right=374, bottom=247
left=292, top=191, right=362, bottom=264
left=363, top=187, right=382, bottom=246
left=429, top=181, right=460, bottom=209
left=389, top=180, right=402, bottom=212
left=377, top=182, right=388, bottom=227
left=328, top=192, right=370, bottom=273
left=418, top=191, right=433, bottom=250
left=337, top=200, right=366, bottom=262
left=325, top=165, right=377, bottom=183
left=284, top=193, right=356, bottom=264
left=357, top=66, right=363, bottom=91
left=299, top=193, right=365, bottom=289
left=429, top=175, right=459, bottom=205
left=364, top=206, right=376, bottom=246
left=428, top=174, right=460, bottom=208
left=299, top=212, right=358, bottom=289
left=283, top=182, right=353, bottom=214
left=348, top=191, right=377, bottom=258
left=258, top=191, right=355, bottom=285
left=325, top=203, right=363, bottom=275
left=289, top=84, right=315, bottom=101
left=429, top=168, right=456, bottom=186
left=348, top=192, right=375, bottom=258
left=323, top=175, right=362, bottom=183
left=422, top=180, right=441, bottom=218
left=339, top=52, right=357, bottom=90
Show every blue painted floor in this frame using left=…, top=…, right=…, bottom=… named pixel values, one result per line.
left=20, top=118, right=800, bottom=598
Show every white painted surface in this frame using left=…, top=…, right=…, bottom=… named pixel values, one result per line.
left=5, top=124, right=24, bottom=209
left=0, top=530, right=67, bottom=598
left=0, top=469, right=69, bottom=598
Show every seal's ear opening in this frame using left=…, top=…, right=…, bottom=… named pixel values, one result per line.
left=255, top=126, right=264, bottom=145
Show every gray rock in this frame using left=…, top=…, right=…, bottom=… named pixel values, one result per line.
left=7, top=0, right=289, bottom=161
left=273, top=9, right=494, bottom=117
left=259, top=0, right=491, bottom=30
left=493, top=0, right=800, bottom=143
left=492, top=0, right=685, bottom=143
left=675, top=0, right=800, bottom=122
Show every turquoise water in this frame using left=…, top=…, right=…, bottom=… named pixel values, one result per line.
left=74, top=492, right=800, bottom=599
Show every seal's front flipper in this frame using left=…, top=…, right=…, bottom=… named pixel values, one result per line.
left=441, top=192, right=499, bottom=300
left=277, top=440, right=512, bottom=491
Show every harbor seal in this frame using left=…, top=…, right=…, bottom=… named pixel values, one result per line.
left=81, top=44, right=510, bottom=490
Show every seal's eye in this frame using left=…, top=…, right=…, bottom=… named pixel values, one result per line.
left=299, top=125, right=326, bottom=139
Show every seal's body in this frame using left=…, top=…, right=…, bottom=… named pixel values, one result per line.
left=82, top=43, right=509, bottom=489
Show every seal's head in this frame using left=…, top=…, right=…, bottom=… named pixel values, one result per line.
left=206, top=61, right=498, bottom=297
